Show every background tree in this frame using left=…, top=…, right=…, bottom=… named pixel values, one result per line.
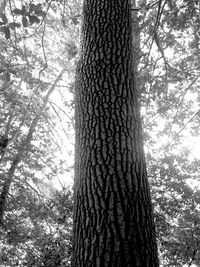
left=0, top=0, right=78, bottom=265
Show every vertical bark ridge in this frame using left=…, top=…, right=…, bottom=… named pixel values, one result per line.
left=73, top=0, right=159, bottom=266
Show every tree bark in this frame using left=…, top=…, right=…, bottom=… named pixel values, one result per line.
left=73, top=0, right=159, bottom=266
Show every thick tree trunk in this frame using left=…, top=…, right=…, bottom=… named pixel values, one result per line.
left=73, top=0, right=159, bottom=266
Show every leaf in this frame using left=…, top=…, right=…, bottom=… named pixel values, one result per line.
left=8, top=22, right=21, bottom=30
left=0, top=26, right=5, bottom=32
left=71, top=17, right=79, bottom=25
left=13, top=8, right=23, bottom=15
left=34, top=10, right=46, bottom=17
left=22, top=16, right=28, bottom=27
left=35, top=4, right=42, bottom=11
left=4, top=26, right=10, bottom=39
left=21, top=5, right=26, bottom=15
left=0, top=69, right=5, bottom=74
left=9, top=69, right=17, bottom=75
left=5, top=72, right=10, bottom=81
left=28, top=15, right=40, bottom=25
left=0, top=22, right=4, bottom=26
left=34, top=4, right=45, bottom=17
left=29, top=4, right=35, bottom=13
left=0, top=13, right=8, bottom=24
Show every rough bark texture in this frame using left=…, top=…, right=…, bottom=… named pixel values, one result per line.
left=73, top=0, right=159, bottom=266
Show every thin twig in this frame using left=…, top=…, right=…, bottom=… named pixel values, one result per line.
left=165, top=110, right=200, bottom=149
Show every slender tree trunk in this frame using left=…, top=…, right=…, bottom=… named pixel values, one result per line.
left=0, top=156, right=20, bottom=226
left=73, top=0, right=159, bottom=266
left=0, top=70, right=65, bottom=225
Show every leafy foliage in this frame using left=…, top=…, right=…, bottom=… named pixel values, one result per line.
left=0, top=0, right=80, bottom=265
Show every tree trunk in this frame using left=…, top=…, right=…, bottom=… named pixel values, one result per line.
left=73, top=0, right=159, bottom=266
